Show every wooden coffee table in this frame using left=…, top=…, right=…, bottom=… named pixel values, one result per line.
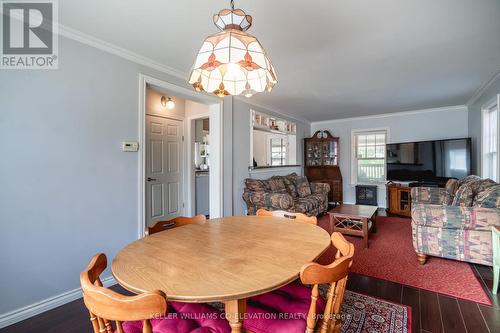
left=328, top=204, right=378, bottom=248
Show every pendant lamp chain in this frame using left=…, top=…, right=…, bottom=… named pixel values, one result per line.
left=230, top=0, right=235, bottom=11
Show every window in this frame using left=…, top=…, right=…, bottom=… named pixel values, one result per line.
left=482, top=96, right=499, bottom=181
left=353, top=130, right=387, bottom=183
left=270, top=137, right=287, bottom=166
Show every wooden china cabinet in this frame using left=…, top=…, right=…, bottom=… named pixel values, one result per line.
left=304, top=130, right=343, bottom=205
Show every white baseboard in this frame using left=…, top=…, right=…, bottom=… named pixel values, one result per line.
left=0, top=276, right=116, bottom=329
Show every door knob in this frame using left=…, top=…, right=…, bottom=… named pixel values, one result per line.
left=147, top=177, right=157, bottom=182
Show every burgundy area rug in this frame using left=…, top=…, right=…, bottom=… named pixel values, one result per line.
left=209, top=290, right=411, bottom=333
left=339, top=290, right=411, bottom=333
left=317, top=215, right=491, bottom=305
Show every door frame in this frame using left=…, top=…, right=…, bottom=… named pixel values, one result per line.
left=138, top=74, right=224, bottom=239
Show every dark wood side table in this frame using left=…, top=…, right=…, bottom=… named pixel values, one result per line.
left=327, top=204, right=378, bottom=248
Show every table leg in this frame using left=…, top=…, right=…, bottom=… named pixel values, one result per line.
left=329, top=214, right=334, bottom=234
left=362, top=218, right=369, bottom=248
left=225, top=299, right=246, bottom=333
left=371, top=212, right=377, bottom=233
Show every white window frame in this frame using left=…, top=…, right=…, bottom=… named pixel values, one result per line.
left=351, top=128, right=389, bottom=185
left=481, top=94, right=500, bottom=182
left=267, top=134, right=288, bottom=166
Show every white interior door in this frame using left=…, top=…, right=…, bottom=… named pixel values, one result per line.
left=146, top=115, right=183, bottom=227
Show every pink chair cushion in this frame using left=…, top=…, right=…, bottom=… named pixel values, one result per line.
left=243, top=282, right=326, bottom=333
left=118, top=302, right=230, bottom=333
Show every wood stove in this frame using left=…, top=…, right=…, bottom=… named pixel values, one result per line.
left=355, top=185, right=378, bottom=206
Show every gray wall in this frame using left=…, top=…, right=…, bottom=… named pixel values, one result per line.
left=468, top=75, right=500, bottom=175
left=231, top=99, right=310, bottom=216
left=0, top=36, right=195, bottom=315
left=311, top=106, right=469, bottom=207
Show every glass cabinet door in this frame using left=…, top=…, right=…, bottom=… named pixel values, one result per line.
left=306, top=141, right=322, bottom=166
left=322, top=141, right=338, bottom=166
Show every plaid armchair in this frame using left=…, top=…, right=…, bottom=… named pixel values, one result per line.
left=411, top=176, right=500, bottom=266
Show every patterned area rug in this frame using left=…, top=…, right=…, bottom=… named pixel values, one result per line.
left=209, top=289, right=411, bottom=333
left=317, top=215, right=491, bottom=305
left=339, top=290, right=410, bottom=333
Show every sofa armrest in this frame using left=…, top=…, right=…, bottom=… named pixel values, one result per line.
left=412, top=203, right=500, bottom=230
left=310, top=182, right=330, bottom=195
left=242, top=190, right=294, bottom=211
left=411, top=187, right=448, bottom=205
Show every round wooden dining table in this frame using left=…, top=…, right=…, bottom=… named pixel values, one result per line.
left=111, top=216, right=331, bottom=333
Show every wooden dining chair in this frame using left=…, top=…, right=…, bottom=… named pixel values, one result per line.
left=145, top=215, right=206, bottom=236
left=80, top=253, right=166, bottom=333
left=81, top=253, right=231, bottom=333
left=243, top=232, right=354, bottom=333
left=302, top=232, right=354, bottom=333
left=256, top=208, right=317, bottom=225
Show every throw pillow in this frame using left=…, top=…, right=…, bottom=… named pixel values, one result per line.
left=245, top=178, right=268, bottom=192
left=283, top=177, right=298, bottom=198
left=474, top=184, right=500, bottom=208
left=457, top=175, right=481, bottom=188
left=439, top=191, right=454, bottom=205
left=294, top=176, right=312, bottom=198
left=268, top=177, right=287, bottom=193
left=452, top=184, right=475, bottom=207
left=470, top=178, right=496, bottom=197
left=444, top=179, right=459, bottom=196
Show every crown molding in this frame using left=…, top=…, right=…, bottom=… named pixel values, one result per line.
left=310, top=105, right=467, bottom=126
left=466, top=70, right=500, bottom=107
left=58, top=24, right=187, bottom=80
left=0, top=276, right=115, bottom=329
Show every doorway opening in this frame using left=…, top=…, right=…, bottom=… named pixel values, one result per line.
left=188, top=111, right=211, bottom=219
left=138, top=74, right=223, bottom=238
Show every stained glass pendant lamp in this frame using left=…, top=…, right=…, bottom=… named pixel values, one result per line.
left=188, top=0, right=277, bottom=98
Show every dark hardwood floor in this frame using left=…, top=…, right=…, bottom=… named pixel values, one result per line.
left=1, top=267, right=498, bottom=333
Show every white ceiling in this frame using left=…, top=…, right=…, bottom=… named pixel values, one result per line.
left=60, top=0, right=500, bottom=122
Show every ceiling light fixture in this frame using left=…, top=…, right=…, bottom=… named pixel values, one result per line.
left=161, top=96, right=175, bottom=109
left=188, top=0, right=277, bottom=98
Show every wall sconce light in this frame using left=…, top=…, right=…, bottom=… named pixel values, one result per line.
left=161, top=96, right=175, bottom=110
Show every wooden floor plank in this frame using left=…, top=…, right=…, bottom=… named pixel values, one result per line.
left=401, top=286, right=421, bottom=333
left=457, top=299, right=489, bottom=333
left=477, top=277, right=500, bottom=309
left=348, top=273, right=402, bottom=303
left=372, top=278, right=403, bottom=303
left=474, top=264, right=494, bottom=280
left=438, top=295, right=466, bottom=333
left=346, top=273, right=375, bottom=295
left=420, top=289, right=443, bottom=333
left=479, top=304, right=500, bottom=332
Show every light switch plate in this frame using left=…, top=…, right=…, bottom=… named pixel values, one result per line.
left=122, top=141, right=139, bottom=152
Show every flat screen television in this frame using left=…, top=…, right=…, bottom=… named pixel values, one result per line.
left=386, top=138, right=471, bottom=184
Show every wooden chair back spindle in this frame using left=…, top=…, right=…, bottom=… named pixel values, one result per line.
left=300, top=232, right=354, bottom=333
left=80, top=253, right=167, bottom=333
left=256, top=209, right=317, bottom=225
left=145, top=215, right=207, bottom=236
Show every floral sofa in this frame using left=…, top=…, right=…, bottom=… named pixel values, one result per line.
left=411, top=175, right=500, bottom=266
left=242, top=173, right=330, bottom=216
